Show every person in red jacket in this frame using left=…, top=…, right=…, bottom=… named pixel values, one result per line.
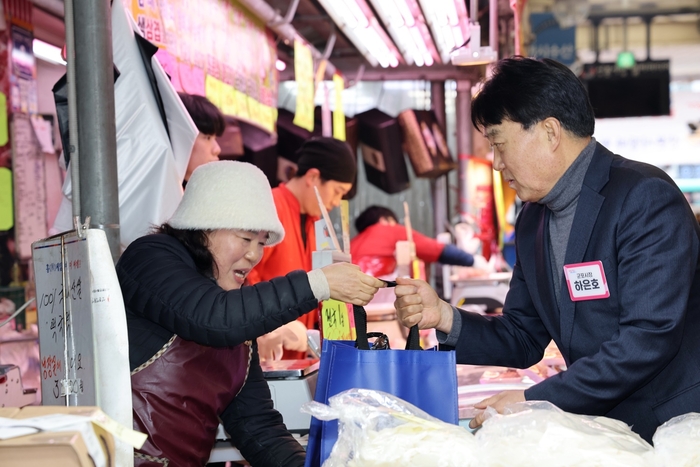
left=247, top=137, right=357, bottom=359
left=351, top=205, right=487, bottom=277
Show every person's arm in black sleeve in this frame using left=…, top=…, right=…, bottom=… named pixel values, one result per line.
left=117, top=234, right=319, bottom=347
left=438, top=244, right=475, bottom=266
left=221, top=344, right=305, bottom=467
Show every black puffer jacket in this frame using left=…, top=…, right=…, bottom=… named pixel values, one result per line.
left=117, top=233, right=318, bottom=467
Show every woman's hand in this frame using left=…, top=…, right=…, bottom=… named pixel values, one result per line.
left=256, top=321, right=308, bottom=361
left=320, top=262, right=385, bottom=306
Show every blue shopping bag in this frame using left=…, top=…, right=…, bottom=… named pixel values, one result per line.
left=304, top=306, right=458, bottom=467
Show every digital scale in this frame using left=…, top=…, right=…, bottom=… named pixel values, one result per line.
left=0, top=365, right=37, bottom=408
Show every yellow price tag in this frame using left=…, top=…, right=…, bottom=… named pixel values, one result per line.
left=0, top=92, right=7, bottom=146
left=332, top=74, right=346, bottom=141
left=0, top=168, right=13, bottom=231
left=321, top=299, right=354, bottom=341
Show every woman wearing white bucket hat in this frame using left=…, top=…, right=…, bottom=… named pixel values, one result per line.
left=117, top=160, right=384, bottom=467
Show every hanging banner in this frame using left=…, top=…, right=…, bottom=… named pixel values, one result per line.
left=492, top=169, right=516, bottom=249
left=467, top=157, right=497, bottom=260
left=332, top=74, right=345, bottom=141
left=529, top=12, right=576, bottom=66
left=124, top=0, right=279, bottom=132
left=131, top=0, right=165, bottom=47
left=294, top=39, right=315, bottom=132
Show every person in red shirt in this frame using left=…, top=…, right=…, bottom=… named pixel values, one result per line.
left=247, top=137, right=357, bottom=359
left=351, top=205, right=486, bottom=277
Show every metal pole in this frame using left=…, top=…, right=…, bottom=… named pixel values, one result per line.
left=321, top=82, right=332, bottom=136
left=73, top=0, right=120, bottom=262
left=431, top=80, right=448, bottom=297
left=644, top=16, right=652, bottom=61
left=456, top=80, right=472, bottom=222
left=63, top=0, right=80, bottom=222
left=431, top=81, right=447, bottom=237
left=489, top=0, right=499, bottom=54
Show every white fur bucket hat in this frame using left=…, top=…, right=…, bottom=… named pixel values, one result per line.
left=168, top=161, right=285, bottom=246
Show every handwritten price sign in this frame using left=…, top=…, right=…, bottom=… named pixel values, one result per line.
left=321, top=299, right=355, bottom=341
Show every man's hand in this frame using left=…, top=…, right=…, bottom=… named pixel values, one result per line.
left=394, top=277, right=453, bottom=333
left=321, top=262, right=386, bottom=306
left=469, top=390, right=526, bottom=429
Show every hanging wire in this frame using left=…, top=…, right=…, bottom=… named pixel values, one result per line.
left=0, top=298, right=36, bottom=328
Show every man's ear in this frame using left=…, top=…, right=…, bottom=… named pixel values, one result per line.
left=542, top=117, right=562, bottom=147
left=303, top=168, right=321, bottom=186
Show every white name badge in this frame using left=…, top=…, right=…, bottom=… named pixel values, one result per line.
left=563, top=260, right=610, bottom=301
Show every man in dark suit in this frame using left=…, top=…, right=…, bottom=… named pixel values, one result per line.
left=394, top=57, right=700, bottom=443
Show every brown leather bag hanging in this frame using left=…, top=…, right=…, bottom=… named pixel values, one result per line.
left=276, top=107, right=359, bottom=197
left=355, top=108, right=411, bottom=194
left=398, top=109, right=457, bottom=178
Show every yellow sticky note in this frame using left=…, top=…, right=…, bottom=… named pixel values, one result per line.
left=332, top=74, right=346, bottom=141
left=321, top=299, right=354, bottom=341
left=247, top=96, right=261, bottom=126
left=0, top=92, right=7, bottom=146
left=0, top=168, right=13, bottom=230
left=234, top=90, right=249, bottom=120
left=259, top=104, right=274, bottom=133
left=294, top=39, right=315, bottom=132
left=220, top=82, right=236, bottom=116
left=205, top=75, right=223, bottom=108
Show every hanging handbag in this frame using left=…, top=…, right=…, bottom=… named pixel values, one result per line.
left=304, top=305, right=459, bottom=467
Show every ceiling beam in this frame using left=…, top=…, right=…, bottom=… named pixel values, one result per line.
left=279, top=63, right=483, bottom=82
left=587, top=6, right=700, bottom=21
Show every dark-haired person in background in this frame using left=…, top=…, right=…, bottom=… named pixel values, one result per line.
left=351, top=205, right=487, bottom=277
left=394, top=56, right=700, bottom=443
left=247, top=137, right=357, bottom=359
left=178, top=93, right=225, bottom=183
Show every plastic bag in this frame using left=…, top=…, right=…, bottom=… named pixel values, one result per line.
left=476, top=401, right=653, bottom=467
left=302, top=388, right=477, bottom=467
left=651, top=412, right=700, bottom=467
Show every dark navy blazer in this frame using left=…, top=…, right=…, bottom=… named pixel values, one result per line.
left=450, top=143, right=700, bottom=443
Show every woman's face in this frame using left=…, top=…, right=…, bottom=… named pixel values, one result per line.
left=207, top=229, right=269, bottom=291
left=185, top=133, right=221, bottom=181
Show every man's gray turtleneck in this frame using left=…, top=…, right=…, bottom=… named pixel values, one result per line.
left=438, top=137, right=598, bottom=347
left=538, top=138, right=597, bottom=306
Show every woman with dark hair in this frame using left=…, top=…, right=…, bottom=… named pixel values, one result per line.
left=178, top=93, right=226, bottom=182
left=117, top=160, right=384, bottom=466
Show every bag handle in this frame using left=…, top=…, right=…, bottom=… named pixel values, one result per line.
left=354, top=305, right=421, bottom=351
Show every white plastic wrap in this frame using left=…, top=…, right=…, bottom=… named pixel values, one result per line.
left=475, top=401, right=653, bottom=467
left=51, top=0, right=197, bottom=251
left=651, top=412, right=700, bottom=467
left=302, top=388, right=478, bottom=467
